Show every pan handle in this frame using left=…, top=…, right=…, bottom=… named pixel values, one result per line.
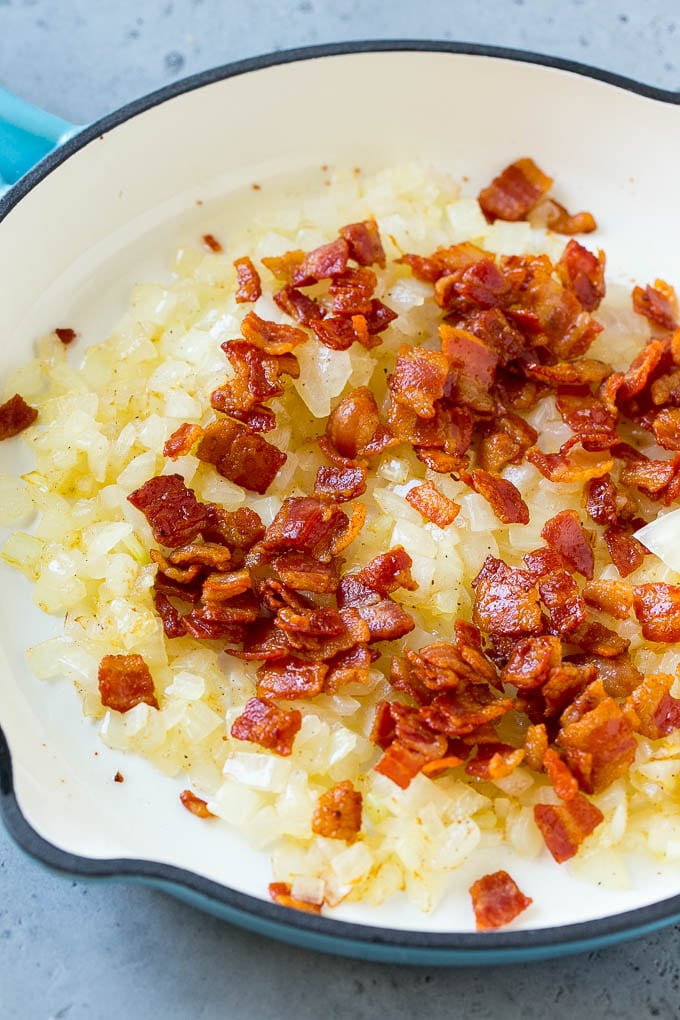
left=0, top=88, right=79, bottom=191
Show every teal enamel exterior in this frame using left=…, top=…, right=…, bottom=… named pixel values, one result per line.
left=0, top=86, right=77, bottom=188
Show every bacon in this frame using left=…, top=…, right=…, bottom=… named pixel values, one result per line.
left=327, top=266, right=377, bottom=315
left=233, top=256, right=262, bottom=303
left=405, top=480, right=460, bottom=527
left=230, top=697, right=301, bottom=755
left=201, top=569, right=252, bottom=602
left=153, top=569, right=202, bottom=604
left=557, top=697, right=636, bottom=793
left=603, top=525, right=647, bottom=577
left=275, top=605, right=346, bottom=639
left=435, top=258, right=511, bottom=315
left=542, top=663, right=597, bottom=718
left=261, top=250, right=306, bottom=284
left=262, top=496, right=347, bottom=562
left=653, top=407, right=680, bottom=450
left=465, top=744, right=525, bottom=781
left=543, top=747, right=579, bottom=801
left=633, top=583, right=680, bottom=642
left=420, top=686, right=513, bottom=737
left=478, top=158, right=553, bottom=222
left=538, top=570, right=586, bottom=636
left=466, top=468, right=529, bottom=525
left=163, top=422, right=203, bottom=459
left=632, top=281, right=678, bottom=331
left=0, top=393, right=38, bottom=440
left=556, top=240, right=605, bottom=311
left=543, top=200, right=597, bottom=237
left=214, top=340, right=299, bottom=413
left=374, top=712, right=448, bottom=788
left=292, top=238, right=349, bottom=286
left=240, top=311, right=308, bottom=355
left=256, top=657, right=327, bottom=700
left=268, top=882, right=322, bottom=915
left=339, top=219, right=386, bottom=268
left=182, top=611, right=247, bottom=642
left=571, top=652, right=642, bottom=700
left=626, top=673, right=680, bottom=740
left=271, top=551, right=341, bottom=594
left=338, top=573, right=415, bottom=643
left=55, top=327, right=77, bottom=344
left=196, top=420, right=286, bottom=494
left=527, top=445, right=613, bottom=484
left=388, top=344, right=449, bottom=418
left=324, top=386, right=384, bottom=461
left=522, top=546, right=570, bottom=580
left=165, top=541, right=233, bottom=571
left=202, top=504, right=265, bottom=551
left=179, top=789, right=215, bottom=819
left=440, top=323, right=499, bottom=411
left=554, top=387, right=617, bottom=443
left=228, top=619, right=290, bottom=661
left=500, top=635, right=562, bottom=689
left=311, top=780, right=362, bottom=841
left=584, top=474, right=618, bottom=526
left=541, top=509, right=594, bottom=580
left=202, top=233, right=222, bottom=252
left=324, top=643, right=375, bottom=692
left=617, top=338, right=667, bottom=403
left=98, top=654, right=159, bottom=713
left=128, top=474, right=208, bottom=548
left=310, top=315, right=371, bottom=351
left=575, top=618, right=630, bottom=658
left=273, top=284, right=323, bottom=325
left=477, top=413, right=538, bottom=474
left=472, top=556, right=542, bottom=635
left=154, top=592, right=187, bottom=638
left=405, top=635, right=497, bottom=690
left=534, top=794, right=604, bottom=863
left=582, top=580, right=633, bottom=619
left=355, top=546, right=416, bottom=595
left=313, top=464, right=367, bottom=503
left=527, top=362, right=611, bottom=389
left=620, top=456, right=677, bottom=497
left=523, top=722, right=549, bottom=771
left=469, top=870, right=532, bottom=931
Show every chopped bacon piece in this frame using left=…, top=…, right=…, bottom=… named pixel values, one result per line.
left=355, top=546, right=417, bottom=595
left=472, top=556, right=542, bottom=635
left=163, top=422, right=204, bottom=459
left=0, top=393, right=38, bottom=440
left=478, top=158, right=553, bottom=222
left=313, top=464, right=367, bottom=503
left=465, top=744, right=525, bottom=781
left=541, top=509, right=594, bottom=580
left=543, top=747, right=578, bottom=801
left=196, top=420, right=286, bottom=494
left=180, top=789, right=215, bottom=818
left=440, top=323, right=499, bottom=411
left=324, top=643, right=375, bottom=692
left=534, top=794, right=604, bottom=863
left=338, top=571, right=415, bottom=643
left=582, top=580, right=633, bottom=619
left=572, top=620, right=629, bottom=658
left=273, top=284, right=323, bottom=325
left=632, top=281, right=678, bottom=331
left=154, top=592, right=187, bottom=638
left=55, top=327, right=77, bottom=344
left=557, top=697, right=636, bottom=793
left=201, top=569, right=252, bottom=601
left=262, top=496, right=348, bottom=562
left=543, top=200, right=597, bottom=237
left=150, top=549, right=202, bottom=584
left=240, top=311, right=308, bottom=354
left=228, top=619, right=290, bottom=661
left=339, top=219, right=386, bottom=268
left=523, top=722, right=549, bottom=771
left=633, top=583, right=680, bottom=642
left=310, top=315, right=370, bottom=351
left=467, top=468, right=529, bottom=525
left=256, top=657, right=327, bottom=700
left=620, top=456, right=677, bottom=497
left=469, top=871, right=532, bottom=931
left=501, top=635, right=562, bottom=690
left=128, top=474, right=208, bottom=548
left=554, top=388, right=617, bottom=447
left=327, top=266, right=377, bottom=315
left=98, top=654, right=159, bottom=713
left=202, top=233, right=222, bottom=252
left=584, top=474, right=618, bottom=526
left=603, top=525, right=647, bottom=577
left=388, top=344, right=449, bottom=419
left=529, top=361, right=611, bottom=388
left=420, top=686, right=513, bottom=737
left=269, top=882, right=322, bottom=915
left=233, top=256, right=262, bottom=303
left=652, top=408, right=680, bottom=451
left=324, top=386, right=385, bottom=461
left=293, top=238, right=349, bottom=286
left=617, top=338, right=667, bottom=402
left=272, top=551, right=341, bottom=594
left=527, top=445, right=613, bottom=484
left=261, top=250, right=306, bottom=284
left=374, top=713, right=448, bottom=788
left=542, top=663, right=597, bottom=719
left=556, top=240, right=605, bottom=311
left=230, top=697, right=301, bottom=755
left=571, top=652, right=642, bottom=700
left=166, top=541, right=233, bottom=570
left=626, top=673, right=680, bottom=739
left=312, top=780, right=362, bottom=842
left=275, top=605, right=346, bottom=639
left=538, top=570, right=586, bottom=636
left=203, top=504, right=265, bottom=551
left=477, top=413, right=537, bottom=474
left=405, top=480, right=460, bottom=527
left=435, top=259, right=511, bottom=316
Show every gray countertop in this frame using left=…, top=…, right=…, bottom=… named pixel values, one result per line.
left=1, top=2, right=680, bottom=1017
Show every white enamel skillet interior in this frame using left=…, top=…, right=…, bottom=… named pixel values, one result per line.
left=1, top=42, right=679, bottom=965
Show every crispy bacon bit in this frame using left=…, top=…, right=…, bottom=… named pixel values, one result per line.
left=501, top=635, right=562, bottom=689
left=620, top=456, right=677, bottom=497
left=538, top=570, right=586, bottom=636
left=478, top=158, right=553, bottom=222
left=603, top=525, right=646, bottom=577
left=633, top=583, right=680, bottom=642
left=557, top=697, right=636, bottom=793
left=652, top=408, right=680, bottom=451
left=584, top=475, right=618, bottom=526
left=472, top=556, right=542, bottom=635
left=356, top=547, right=416, bottom=595
left=202, top=569, right=252, bottom=601
left=325, top=643, right=374, bottom=692
left=180, top=789, right=215, bottom=818
left=523, top=722, right=549, bottom=771
left=240, top=311, right=308, bottom=354
left=324, top=386, right=385, bottom=461
left=632, top=281, right=678, bottom=331
left=261, top=250, right=306, bottom=284
left=440, top=323, right=499, bottom=411
left=405, top=480, right=460, bottom=527
left=556, top=240, right=605, bottom=312
left=114, top=771, right=124, bottom=783
left=339, top=219, right=386, bottom=268
left=256, top=657, right=327, bottom=700
left=311, top=315, right=369, bottom=351
left=313, top=465, right=367, bottom=503
left=55, top=327, right=77, bottom=344
left=0, top=393, right=38, bottom=440
left=467, top=469, right=529, bottom=525
left=262, top=496, right=348, bottom=562
left=540, top=510, right=594, bottom=580
left=534, top=794, right=604, bottom=863
left=230, top=697, right=301, bottom=756
left=582, top=580, right=633, bottom=619
left=154, top=592, right=187, bottom=638
left=128, top=474, right=208, bottom=548
left=421, top=686, right=513, bottom=737
left=293, top=238, right=349, bottom=286
left=268, top=882, right=322, bottom=914
left=274, top=284, right=323, bottom=325
left=626, top=674, right=680, bottom=739
left=196, top=420, right=286, bottom=494
left=271, top=551, right=341, bottom=594
left=469, top=871, right=532, bottom=931
left=98, top=654, right=159, bottom=713
left=478, top=413, right=538, bottom=474
left=388, top=344, right=449, bottom=419
left=163, top=422, right=204, bottom=459
left=234, top=256, right=262, bottom=303
left=543, top=747, right=578, bottom=801
left=203, top=504, right=265, bottom=551
left=374, top=713, right=448, bottom=788
left=527, top=445, right=613, bottom=484
left=543, top=200, right=597, bottom=237
left=617, top=338, right=667, bottom=402
left=202, top=233, right=222, bottom=252
left=465, top=744, right=525, bottom=780
left=312, top=780, right=362, bottom=842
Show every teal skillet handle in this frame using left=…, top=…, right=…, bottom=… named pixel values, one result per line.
left=0, top=87, right=79, bottom=192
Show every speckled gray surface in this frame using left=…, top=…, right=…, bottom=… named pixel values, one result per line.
left=1, top=2, right=680, bottom=1018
